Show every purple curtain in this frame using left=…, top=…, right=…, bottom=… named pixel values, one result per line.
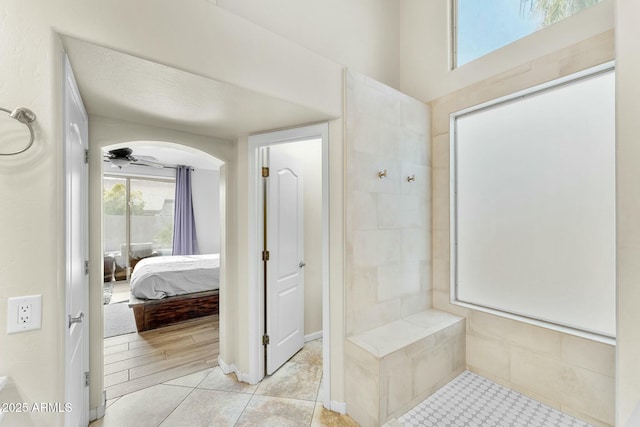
left=172, top=166, right=198, bottom=255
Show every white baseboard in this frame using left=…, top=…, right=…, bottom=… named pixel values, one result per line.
left=217, top=356, right=254, bottom=385
left=329, top=400, right=347, bottom=415
left=304, top=331, right=323, bottom=342
left=89, top=390, right=106, bottom=421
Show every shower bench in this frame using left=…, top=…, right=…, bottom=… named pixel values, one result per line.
left=345, top=309, right=465, bottom=427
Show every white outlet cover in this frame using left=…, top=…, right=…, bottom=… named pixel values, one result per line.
left=7, top=295, right=42, bottom=334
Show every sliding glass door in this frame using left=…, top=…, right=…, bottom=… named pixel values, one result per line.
left=103, top=175, right=175, bottom=282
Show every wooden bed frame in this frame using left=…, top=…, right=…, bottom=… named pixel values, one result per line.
left=128, top=289, right=219, bottom=332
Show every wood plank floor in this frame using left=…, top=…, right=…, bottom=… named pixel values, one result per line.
left=103, top=315, right=219, bottom=400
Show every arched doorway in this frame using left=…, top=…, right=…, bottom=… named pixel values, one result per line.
left=89, top=137, right=231, bottom=416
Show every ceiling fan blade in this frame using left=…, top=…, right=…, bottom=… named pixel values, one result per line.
left=132, top=158, right=165, bottom=168
left=135, top=155, right=159, bottom=161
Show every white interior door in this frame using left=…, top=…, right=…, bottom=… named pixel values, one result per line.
left=64, top=54, right=89, bottom=427
left=265, top=146, right=305, bottom=375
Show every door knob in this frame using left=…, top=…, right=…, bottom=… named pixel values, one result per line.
left=68, top=312, right=84, bottom=328
left=299, top=261, right=306, bottom=268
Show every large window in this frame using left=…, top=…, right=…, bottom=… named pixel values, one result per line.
left=103, top=176, right=175, bottom=281
left=450, top=64, right=615, bottom=338
left=454, top=0, right=604, bottom=67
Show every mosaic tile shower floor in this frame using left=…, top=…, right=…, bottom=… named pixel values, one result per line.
left=397, top=371, right=592, bottom=427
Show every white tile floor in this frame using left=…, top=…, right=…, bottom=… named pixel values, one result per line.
left=397, top=371, right=592, bottom=427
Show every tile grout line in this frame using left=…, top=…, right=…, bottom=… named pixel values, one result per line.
left=156, top=384, right=198, bottom=427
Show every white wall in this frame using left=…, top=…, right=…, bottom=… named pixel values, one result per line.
left=192, top=169, right=221, bottom=255
left=272, top=140, right=323, bottom=337
left=215, top=0, right=400, bottom=89
left=399, top=0, right=615, bottom=103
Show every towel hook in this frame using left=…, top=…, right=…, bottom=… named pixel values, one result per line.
left=407, top=174, right=416, bottom=183
left=378, top=169, right=387, bottom=179
left=0, top=106, right=37, bottom=156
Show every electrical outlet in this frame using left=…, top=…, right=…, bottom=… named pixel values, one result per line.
left=18, top=302, right=32, bottom=324
left=7, top=295, right=42, bottom=334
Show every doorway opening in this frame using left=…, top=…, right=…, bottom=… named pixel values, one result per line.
left=247, top=123, right=331, bottom=408
left=100, top=142, right=226, bottom=407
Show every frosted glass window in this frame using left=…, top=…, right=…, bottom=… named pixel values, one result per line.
left=451, top=66, right=615, bottom=337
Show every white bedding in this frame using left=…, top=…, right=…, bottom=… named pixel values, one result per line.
left=130, top=254, right=220, bottom=300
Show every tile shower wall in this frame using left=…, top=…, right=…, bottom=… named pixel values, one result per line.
left=430, top=31, right=615, bottom=427
left=345, top=70, right=431, bottom=337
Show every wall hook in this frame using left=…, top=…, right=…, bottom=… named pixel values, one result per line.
left=407, top=174, right=415, bottom=183
left=378, top=169, right=387, bottom=179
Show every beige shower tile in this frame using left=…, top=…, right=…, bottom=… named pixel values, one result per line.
left=377, top=262, right=421, bottom=301
left=413, top=344, right=454, bottom=397
left=432, top=259, right=450, bottom=292
left=346, top=265, right=378, bottom=309
left=560, top=405, right=613, bottom=427
left=432, top=290, right=471, bottom=318
left=351, top=191, right=378, bottom=231
left=561, top=365, right=615, bottom=426
left=398, top=128, right=429, bottom=166
left=349, top=299, right=402, bottom=336
left=377, top=193, right=406, bottom=229
left=352, top=229, right=402, bottom=268
left=384, top=351, right=413, bottom=416
left=466, top=333, right=510, bottom=382
left=350, top=115, right=380, bottom=155
left=468, top=311, right=561, bottom=357
left=431, top=170, right=450, bottom=229
left=401, top=228, right=429, bottom=262
left=377, top=122, right=404, bottom=160
left=561, top=334, right=615, bottom=377
left=235, top=395, right=315, bottom=427
left=432, top=228, right=449, bottom=261
left=432, top=133, right=450, bottom=169
left=159, top=389, right=251, bottom=427
left=510, top=347, right=565, bottom=402
left=401, top=97, right=430, bottom=134
left=400, top=291, right=432, bottom=319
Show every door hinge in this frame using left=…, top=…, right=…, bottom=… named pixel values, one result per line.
left=262, top=167, right=269, bottom=177
left=84, top=149, right=89, bottom=164
left=84, top=372, right=90, bottom=387
left=84, top=260, right=89, bottom=275
left=262, top=250, right=270, bottom=261
left=262, top=334, right=270, bottom=346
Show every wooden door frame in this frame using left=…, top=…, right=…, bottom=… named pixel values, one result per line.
left=247, top=123, right=330, bottom=408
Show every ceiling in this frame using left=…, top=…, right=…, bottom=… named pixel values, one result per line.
left=60, top=35, right=331, bottom=143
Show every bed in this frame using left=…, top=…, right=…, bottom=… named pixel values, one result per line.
left=127, top=254, right=220, bottom=332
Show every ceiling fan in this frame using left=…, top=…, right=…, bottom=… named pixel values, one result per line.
left=103, top=147, right=164, bottom=169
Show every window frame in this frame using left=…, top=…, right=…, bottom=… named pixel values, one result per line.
left=448, top=61, right=616, bottom=343
left=451, top=0, right=605, bottom=69
left=103, top=173, right=176, bottom=280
